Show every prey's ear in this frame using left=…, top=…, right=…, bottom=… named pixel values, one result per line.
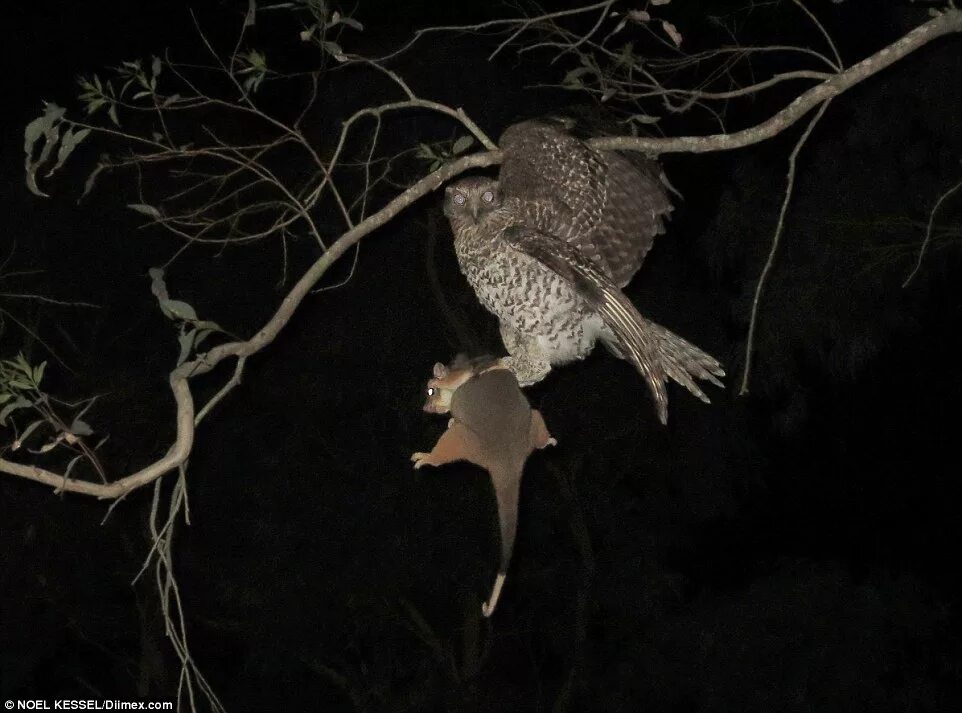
left=432, top=362, right=449, bottom=379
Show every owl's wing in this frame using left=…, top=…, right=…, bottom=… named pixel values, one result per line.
left=499, top=121, right=672, bottom=287
left=502, top=226, right=724, bottom=424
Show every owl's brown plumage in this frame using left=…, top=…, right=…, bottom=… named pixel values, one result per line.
left=444, top=120, right=723, bottom=423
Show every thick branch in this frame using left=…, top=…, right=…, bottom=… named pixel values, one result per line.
left=588, top=9, right=962, bottom=155
left=0, top=151, right=500, bottom=499
left=4, top=7, right=960, bottom=497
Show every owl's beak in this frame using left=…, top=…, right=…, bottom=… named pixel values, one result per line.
left=470, top=203, right=480, bottom=222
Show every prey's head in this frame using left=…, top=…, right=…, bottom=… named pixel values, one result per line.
left=443, top=176, right=502, bottom=226
left=422, top=361, right=474, bottom=414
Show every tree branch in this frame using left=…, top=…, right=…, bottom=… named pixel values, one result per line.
left=588, top=9, right=962, bottom=155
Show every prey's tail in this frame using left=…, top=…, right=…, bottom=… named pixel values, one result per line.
left=483, top=468, right=522, bottom=618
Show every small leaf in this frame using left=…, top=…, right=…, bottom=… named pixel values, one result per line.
left=79, top=160, right=108, bottom=203
left=47, top=127, right=91, bottom=178
left=452, top=135, right=474, bottom=154
left=322, top=41, right=347, bottom=62
left=661, top=20, right=683, bottom=47
left=563, top=66, right=592, bottom=86
left=628, top=10, right=650, bottom=22
left=107, top=103, right=120, bottom=127
left=416, top=143, right=437, bottom=160
left=177, top=328, right=197, bottom=365
left=33, top=362, right=46, bottom=386
left=85, top=98, right=107, bottom=115
left=64, top=453, right=84, bottom=479
left=0, top=396, right=30, bottom=425
left=24, top=103, right=66, bottom=198
left=601, top=87, right=617, bottom=103
left=651, top=0, right=671, bottom=5
left=15, top=353, right=32, bottom=374
left=151, top=55, right=162, bottom=78
left=127, top=203, right=161, bottom=218
left=340, top=17, right=363, bottom=31
left=19, top=419, right=45, bottom=445
left=70, top=418, right=94, bottom=436
left=299, top=24, right=317, bottom=41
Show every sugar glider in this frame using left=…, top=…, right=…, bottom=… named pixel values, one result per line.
left=412, top=355, right=556, bottom=616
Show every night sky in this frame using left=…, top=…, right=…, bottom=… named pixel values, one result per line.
left=3, top=1, right=962, bottom=711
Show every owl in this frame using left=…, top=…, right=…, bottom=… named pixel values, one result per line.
left=443, top=120, right=724, bottom=423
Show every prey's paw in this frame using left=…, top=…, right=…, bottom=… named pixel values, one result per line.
left=410, top=452, right=434, bottom=470
left=546, top=437, right=558, bottom=447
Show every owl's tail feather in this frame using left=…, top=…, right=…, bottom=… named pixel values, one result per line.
left=641, top=318, right=725, bottom=419
left=499, top=225, right=724, bottom=423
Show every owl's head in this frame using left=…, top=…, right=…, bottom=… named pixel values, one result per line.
left=443, top=176, right=501, bottom=225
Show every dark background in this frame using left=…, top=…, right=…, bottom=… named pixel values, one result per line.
left=2, top=1, right=961, bottom=711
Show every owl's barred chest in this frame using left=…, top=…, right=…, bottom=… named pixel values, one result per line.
left=453, top=220, right=601, bottom=362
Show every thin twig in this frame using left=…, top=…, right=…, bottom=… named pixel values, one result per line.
left=903, top=178, right=962, bottom=287
left=739, top=99, right=832, bottom=395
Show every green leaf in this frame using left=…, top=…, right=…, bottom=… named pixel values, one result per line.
left=24, top=103, right=66, bottom=198
left=19, top=419, right=45, bottom=445
left=452, top=135, right=474, bottom=155
left=127, top=203, right=161, bottom=218
left=70, top=418, right=94, bottom=436
left=107, top=103, right=120, bottom=127
left=85, top=98, right=107, bottom=115
left=79, top=160, right=108, bottom=203
left=0, top=396, right=31, bottom=425
left=32, top=362, right=46, bottom=386
left=321, top=41, right=347, bottom=62
left=563, top=66, right=592, bottom=86
left=151, top=55, right=162, bottom=78
left=177, top=328, right=197, bottom=365
left=47, top=127, right=91, bottom=178
left=14, top=353, right=32, bottom=375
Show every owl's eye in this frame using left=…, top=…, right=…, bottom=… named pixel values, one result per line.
left=453, top=193, right=466, bottom=205
left=427, top=387, right=435, bottom=396
left=482, top=190, right=494, bottom=203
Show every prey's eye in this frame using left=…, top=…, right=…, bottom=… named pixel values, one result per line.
left=453, top=193, right=466, bottom=205
left=427, top=387, right=435, bottom=396
left=482, top=190, right=494, bottom=203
